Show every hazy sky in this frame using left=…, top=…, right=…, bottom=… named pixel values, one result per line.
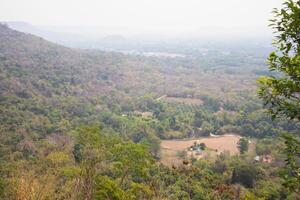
left=1, top=0, right=283, bottom=37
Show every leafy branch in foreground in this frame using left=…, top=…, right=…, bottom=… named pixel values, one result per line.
left=258, top=0, right=300, bottom=121
left=258, top=0, right=300, bottom=193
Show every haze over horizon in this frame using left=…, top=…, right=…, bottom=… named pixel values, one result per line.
left=1, top=0, right=283, bottom=38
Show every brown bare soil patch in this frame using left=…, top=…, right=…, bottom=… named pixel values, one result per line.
left=160, top=134, right=241, bottom=167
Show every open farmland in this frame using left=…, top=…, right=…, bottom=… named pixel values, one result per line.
left=160, top=134, right=241, bottom=167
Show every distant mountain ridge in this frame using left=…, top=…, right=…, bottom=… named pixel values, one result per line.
left=3, top=21, right=96, bottom=47
left=3, top=21, right=273, bottom=54
left=3, top=21, right=130, bottom=49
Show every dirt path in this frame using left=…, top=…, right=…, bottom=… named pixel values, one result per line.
left=156, top=95, right=167, bottom=101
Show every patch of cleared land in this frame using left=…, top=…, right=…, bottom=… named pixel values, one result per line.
left=160, top=134, right=241, bottom=167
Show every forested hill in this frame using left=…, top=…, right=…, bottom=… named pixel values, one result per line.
left=0, top=24, right=145, bottom=146
left=0, top=23, right=161, bottom=128
left=2, top=24, right=89, bottom=90
left=0, top=23, right=132, bottom=98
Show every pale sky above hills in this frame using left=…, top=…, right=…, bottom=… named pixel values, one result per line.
left=1, top=0, right=283, bottom=37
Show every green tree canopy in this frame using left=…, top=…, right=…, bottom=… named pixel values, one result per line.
left=238, top=137, right=249, bottom=154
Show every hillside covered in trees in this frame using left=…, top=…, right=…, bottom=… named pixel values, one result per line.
left=0, top=20, right=299, bottom=200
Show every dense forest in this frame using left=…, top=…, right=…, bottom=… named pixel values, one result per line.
left=0, top=1, right=300, bottom=199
